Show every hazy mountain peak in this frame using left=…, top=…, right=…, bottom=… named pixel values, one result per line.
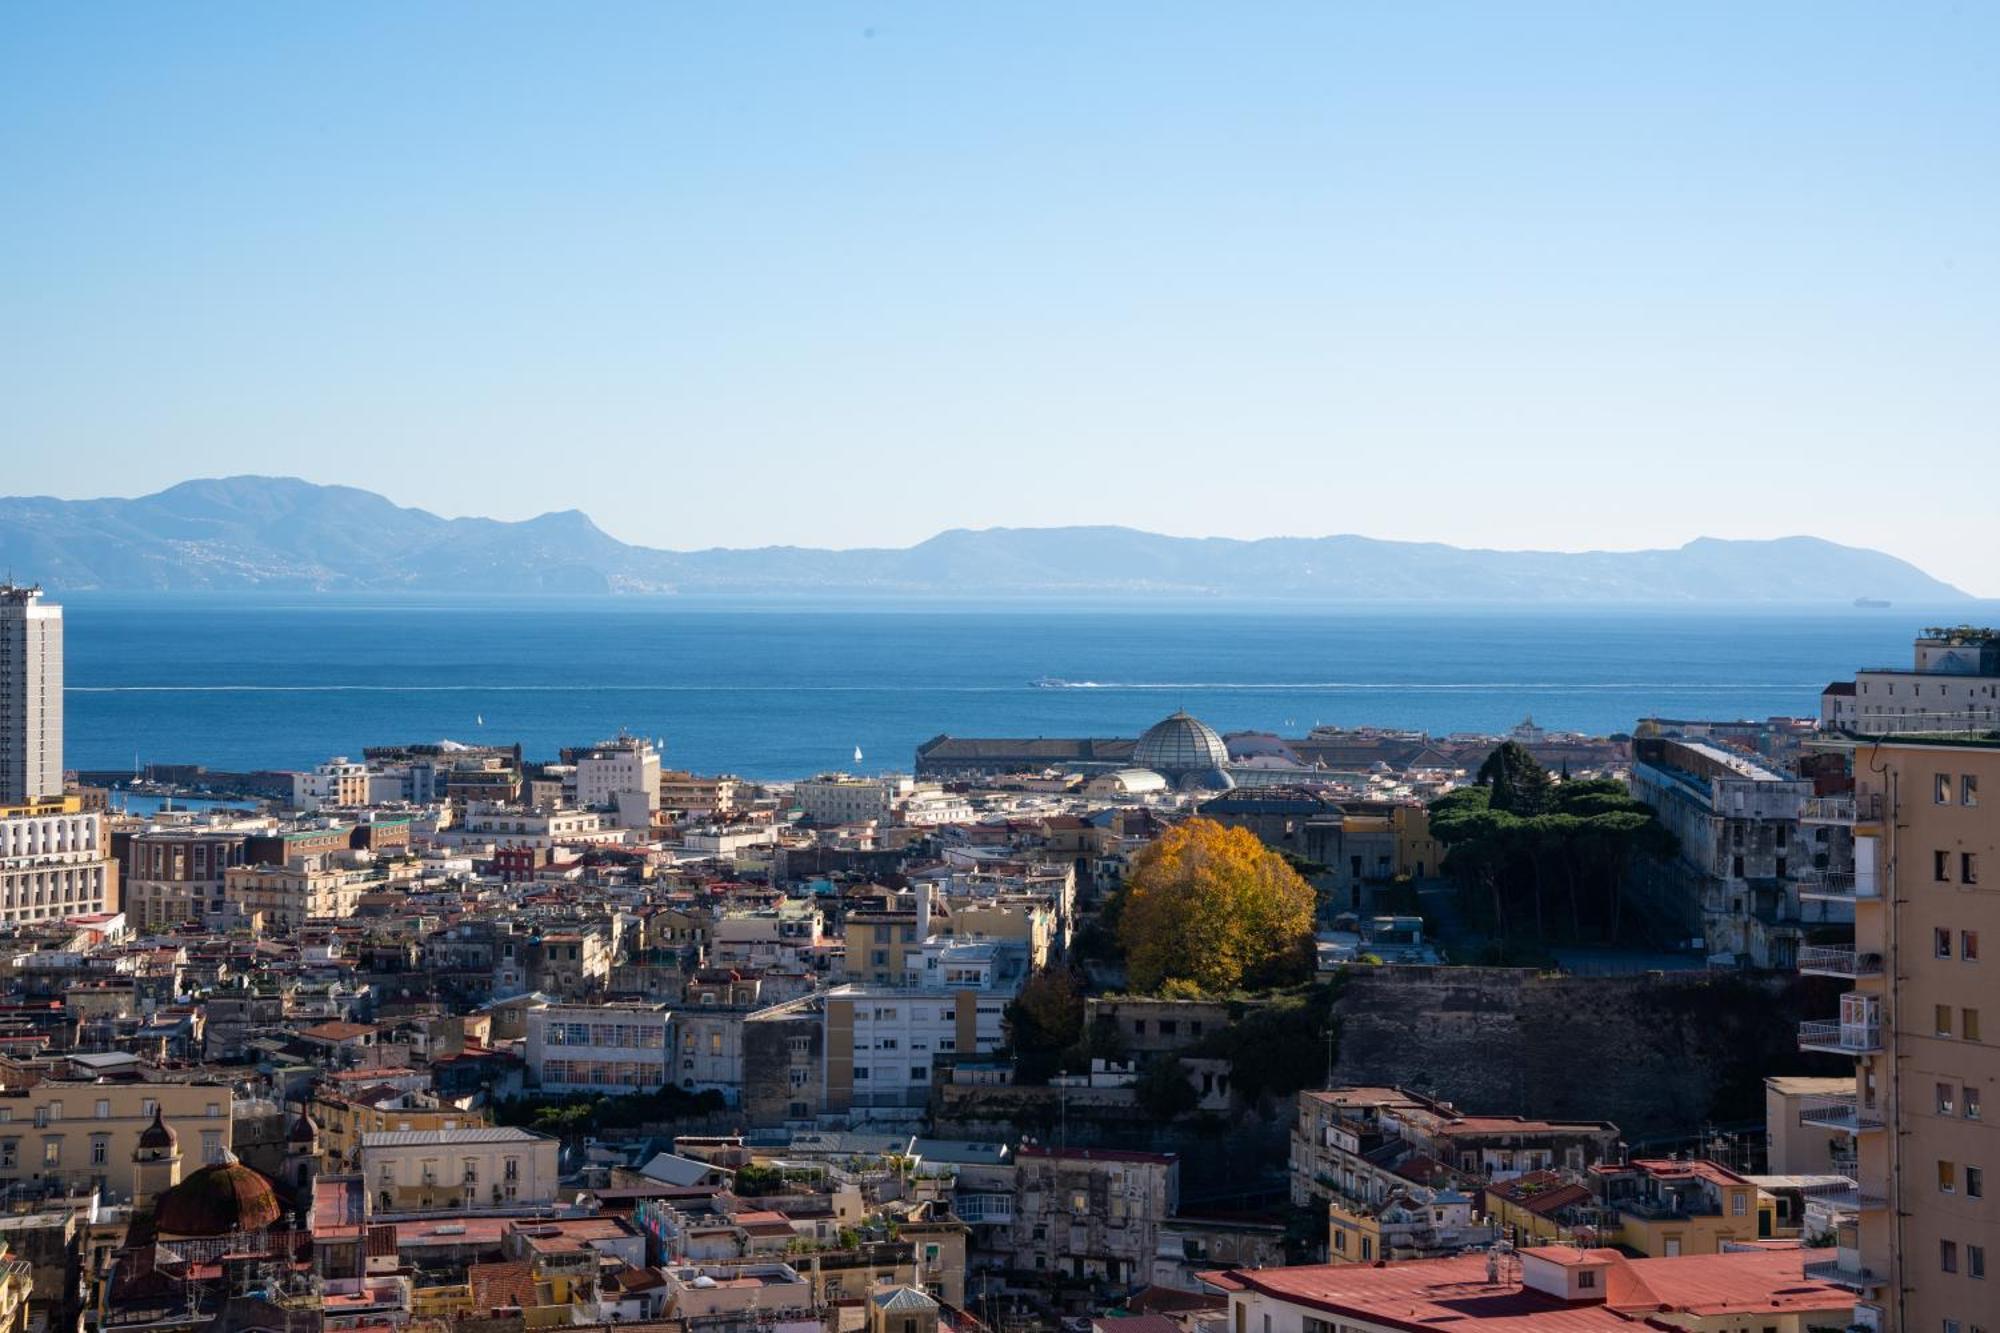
left=0, top=476, right=1967, bottom=602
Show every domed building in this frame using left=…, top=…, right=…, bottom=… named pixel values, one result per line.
left=151, top=1152, right=283, bottom=1239
left=1131, top=710, right=1235, bottom=792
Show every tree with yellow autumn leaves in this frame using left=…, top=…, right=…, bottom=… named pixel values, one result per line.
left=1115, top=817, right=1316, bottom=995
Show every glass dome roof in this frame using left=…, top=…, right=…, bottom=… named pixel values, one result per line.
left=1132, top=710, right=1231, bottom=776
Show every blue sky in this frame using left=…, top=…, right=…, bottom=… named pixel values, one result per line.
left=3, top=3, right=1994, bottom=586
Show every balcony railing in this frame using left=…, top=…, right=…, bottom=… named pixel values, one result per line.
left=1799, top=1020, right=1883, bottom=1055
left=1799, top=1095, right=1885, bottom=1135
left=954, top=1193, right=1014, bottom=1224
left=1800, top=796, right=1855, bottom=824
left=1802, top=1256, right=1887, bottom=1290
left=1798, top=946, right=1884, bottom=979
left=1802, top=1180, right=1889, bottom=1211
left=1797, top=872, right=1877, bottom=903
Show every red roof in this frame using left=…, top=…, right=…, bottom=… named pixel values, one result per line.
left=1200, top=1248, right=1849, bottom=1333
left=1595, top=1157, right=1749, bottom=1187
left=1486, top=1170, right=1594, bottom=1216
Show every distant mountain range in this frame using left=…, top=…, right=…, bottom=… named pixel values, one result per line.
left=0, top=476, right=1969, bottom=602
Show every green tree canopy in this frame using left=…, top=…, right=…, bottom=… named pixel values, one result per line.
left=1476, top=741, right=1556, bottom=815
left=1431, top=770, right=1677, bottom=946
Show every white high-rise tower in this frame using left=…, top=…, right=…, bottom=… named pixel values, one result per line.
left=0, top=584, right=63, bottom=805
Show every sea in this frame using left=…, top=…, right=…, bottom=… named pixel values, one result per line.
left=56, top=593, right=1988, bottom=782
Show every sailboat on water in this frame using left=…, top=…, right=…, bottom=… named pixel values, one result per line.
left=853, top=745, right=864, bottom=766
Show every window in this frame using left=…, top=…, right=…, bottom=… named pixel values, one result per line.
left=1939, top=928, right=1955, bottom=959
left=1732, top=1192, right=1748, bottom=1216
left=1966, top=852, right=1981, bottom=886
left=1938, top=774, right=1954, bottom=804
left=42, top=1140, right=58, bottom=1167
left=90, top=1136, right=107, bottom=1165
left=1938, top=851, right=1953, bottom=882
left=1971, top=1166, right=1985, bottom=1198
left=1940, top=1160, right=1957, bottom=1193
left=94, top=1100, right=108, bottom=1120
left=1966, top=774, right=1981, bottom=807
left=1968, top=1008, right=1984, bottom=1042
left=1968, top=931, right=1982, bottom=961
left=1943, top=1239, right=1959, bottom=1273
left=201, top=1130, right=222, bottom=1164
left=1939, top=1005, right=1956, bottom=1037
left=1973, top=1244, right=1988, bottom=1279
left=1969, top=1085, right=1984, bottom=1120
left=1577, top=1270, right=1597, bottom=1289
left=141, top=1098, right=157, bottom=1120
left=1940, top=1083, right=1958, bottom=1115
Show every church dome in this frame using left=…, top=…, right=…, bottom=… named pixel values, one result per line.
left=1132, top=711, right=1231, bottom=778
left=152, top=1159, right=282, bottom=1237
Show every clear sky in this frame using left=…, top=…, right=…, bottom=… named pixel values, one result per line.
left=3, top=4, right=1994, bottom=586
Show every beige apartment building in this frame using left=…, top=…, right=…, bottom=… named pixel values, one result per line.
left=307, top=1093, right=487, bottom=1172
left=360, top=1126, right=560, bottom=1214
left=658, top=770, right=739, bottom=817
left=224, top=859, right=365, bottom=930
left=1765, top=1074, right=1857, bottom=1176
left=1799, top=734, right=1999, bottom=1333
left=0, top=1079, right=232, bottom=1203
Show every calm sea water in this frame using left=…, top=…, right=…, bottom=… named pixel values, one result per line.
left=56, top=594, right=1982, bottom=781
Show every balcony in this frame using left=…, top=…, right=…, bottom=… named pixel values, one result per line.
left=1797, top=946, right=1884, bottom=979
left=1799, top=1020, right=1882, bottom=1055
left=1800, top=796, right=1855, bottom=824
left=954, top=1193, right=1013, bottom=1224
left=1802, top=1256, right=1887, bottom=1291
left=1614, top=1196, right=1720, bottom=1221
left=1799, top=1095, right=1885, bottom=1135
left=1801, top=1178, right=1889, bottom=1212
left=1797, top=872, right=1877, bottom=904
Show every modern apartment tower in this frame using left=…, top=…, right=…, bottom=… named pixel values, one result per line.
left=0, top=584, right=63, bottom=805
left=1799, top=727, right=1999, bottom=1333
